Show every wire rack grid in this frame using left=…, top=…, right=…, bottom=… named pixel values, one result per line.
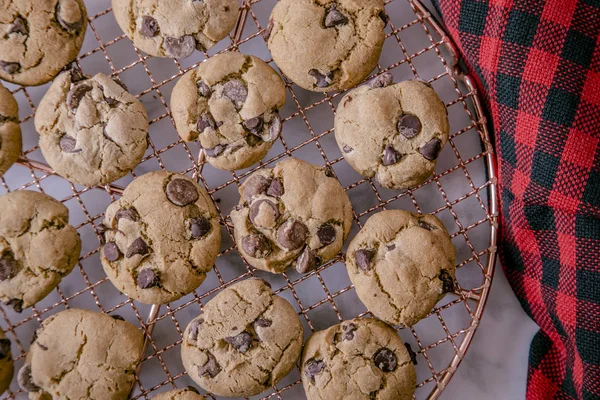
left=0, top=0, right=498, bottom=398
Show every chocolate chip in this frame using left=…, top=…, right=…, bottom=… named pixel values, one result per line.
left=104, top=96, right=118, bottom=107
left=439, top=269, right=455, bottom=293
left=137, top=268, right=159, bottom=289
left=241, top=234, right=271, bottom=258
left=382, top=144, right=401, bottom=166
left=56, top=1, right=83, bottom=31
left=205, top=145, right=225, bottom=157
left=267, top=178, right=283, bottom=198
left=224, top=331, right=253, bottom=353
left=309, top=69, right=334, bottom=88
left=103, top=242, right=121, bottom=262
left=370, top=72, right=393, bottom=88
left=354, top=248, right=375, bottom=272
left=6, top=298, right=23, bottom=312
left=199, top=352, right=221, bottom=378
left=197, top=81, right=212, bottom=97
left=0, top=251, right=18, bottom=281
left=0, top=338, right=11, bottom=358
left=342, top=323, right=357, bottom=341
left=373, top=348, right=397, bottom=372
left=184, top=386, right=200, bottom=394
left=140, top=15, right=159, bottom=37
left=126, top=237, right=149, bottom=258
left=59, top=135, right=81, bottom=153
left=342, top=145, right=354, bottom=153
left=222, top=79, right=248, bottom=109
left=0, top=61, right=19, bottom=74
left=189, top=217, right=210, bottom=239
left=405, top=343, right=418, bottom=365
left=304, top=359, right=325, bottom=382
left=8, top=17, right=28, bottom=36
left=296, top=246, right=316, bottom=274
left=398, top=114, right=422, bottom=138
left=197, top=113, right=216, bottom=132
left=111, top=314, right=125, bottom=321
left=115, top=208, right=139, bottom=223
left=418, top=220, right=437, bottom=231
left=249, top=200, right=280, bottom=228
left=262, top=19, right=274, bottom=40
left=188, top=318, right=203, bottom=342
left=419, top=138, right=442, bottom=161
left=379, top=10, right=389, bottom=25
left=67, top=83, right=92, bottom=111
left=317, top=224, right=336, bottom=247
left=163, top=35, right=196, bottom=58
left=18, top=364, right=40, bottom=392
left=69, top=66, right=86, bottom=83
left=166, top=178, right=199, bottom=206
left=243, top=175, right=271, bottom=201
left=387, top=243, right=396, bottom=251
left=254, top=318, right=272, bottom=328
left=277, top=220, right=309, bottom=250
left=325, top=7, right=348, bottom=27
left=244, top=116, right=264, bottom=135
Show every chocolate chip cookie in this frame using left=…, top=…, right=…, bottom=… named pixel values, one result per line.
left=0, top=83, right=21, bottom=177
left=335, top=76, right=450, bottom=190
left=0, top=328, right=13, bottom=395
left=230, top=157, right=354, bottom=274
left=0, top=0, right=87, bottom=86
left=0, top=190, right=81, bottom=312
left=266, top=0, right=386, bottom=92
left=301, top=318, right=416, bottom=400
left=346, top=210, right=456, bottom=327
left=18, top=308, right=144, bottom=399
left=101, top=171, right=221, bottom=304
left=181, top=278, right=303, bottom=397
left=35, top=70, right=149, bottom=187
left=112, top=0, right=238, bottom=58
left=152, top=387, right=204, bottom=400
left=171, top=52, right=286, bottom=171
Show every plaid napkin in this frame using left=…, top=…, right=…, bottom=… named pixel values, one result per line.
left=430, top=0, right=600, bottom=398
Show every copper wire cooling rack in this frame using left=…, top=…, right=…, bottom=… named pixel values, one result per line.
left=0, top=0, right=498, bottom=398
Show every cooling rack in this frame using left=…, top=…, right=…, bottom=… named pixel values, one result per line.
left=0, top=0, right=498, bottom=398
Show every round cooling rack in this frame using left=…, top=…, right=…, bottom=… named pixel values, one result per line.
left=0, top=0, right=498, bottom=398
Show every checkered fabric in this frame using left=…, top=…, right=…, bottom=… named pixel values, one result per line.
left=431, top=0, right=600, bottom=398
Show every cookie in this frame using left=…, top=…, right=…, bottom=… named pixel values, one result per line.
left=171, top=52, right=286, bottom=171
left=18, top=308, right=144, bottom=399
left=0, top=328, right=13, bottom=395
left=112, top=0, right=238, bottom=58
left=35, top=70, right=149, bottom=187
left=346, top=210, right=456, bottom=327
left=266, top=0, right=386, bottom=92
left=101, top=171, right=221, bottom=305
left=335, top=76, right=450, bottom=190
left=0, top=83, right=21, bottom=176
left=0, top=0, right=87, bottom=86
left=0, top=190, right=81, bottom=312
left=181, top=278, right=303, bottom=397
left=230, top=157, right=353, bottom=274
left=301, top=318, right=416, bottom=400
left=152, top=387, right=204, bottom=400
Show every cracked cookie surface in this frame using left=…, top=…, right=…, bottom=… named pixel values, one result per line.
left=19, top=308, right=144, bottom=399
left=335, top=77, right=450, bottom=190
left=346, top=210, right=456, bottom=327
left=0, top=83, right=21, bottom=177
left=301, top=318, right=416, bottom=400
left=112, top=0, right=238, bottom=58
left=0, top=328, right=13, bottom=395
left=101, top=171, right=221, bottom=304
left=152, top=387, right=204, bottom=399
left=0, top=0, right=87, bottom=86
left=171, top=52, right=286, bottom=171
left=35, top=71, right=149, bottom=187
left=181, top=278, right=303, bottom=397
left=230, top=157, right=353, bottom=274
left=0, top=190, right=81, bottom=312
left=267, top=0, right=386, bottom=92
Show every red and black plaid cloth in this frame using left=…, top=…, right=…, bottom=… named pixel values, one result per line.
left=430, top=0, right=600, bottom=398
